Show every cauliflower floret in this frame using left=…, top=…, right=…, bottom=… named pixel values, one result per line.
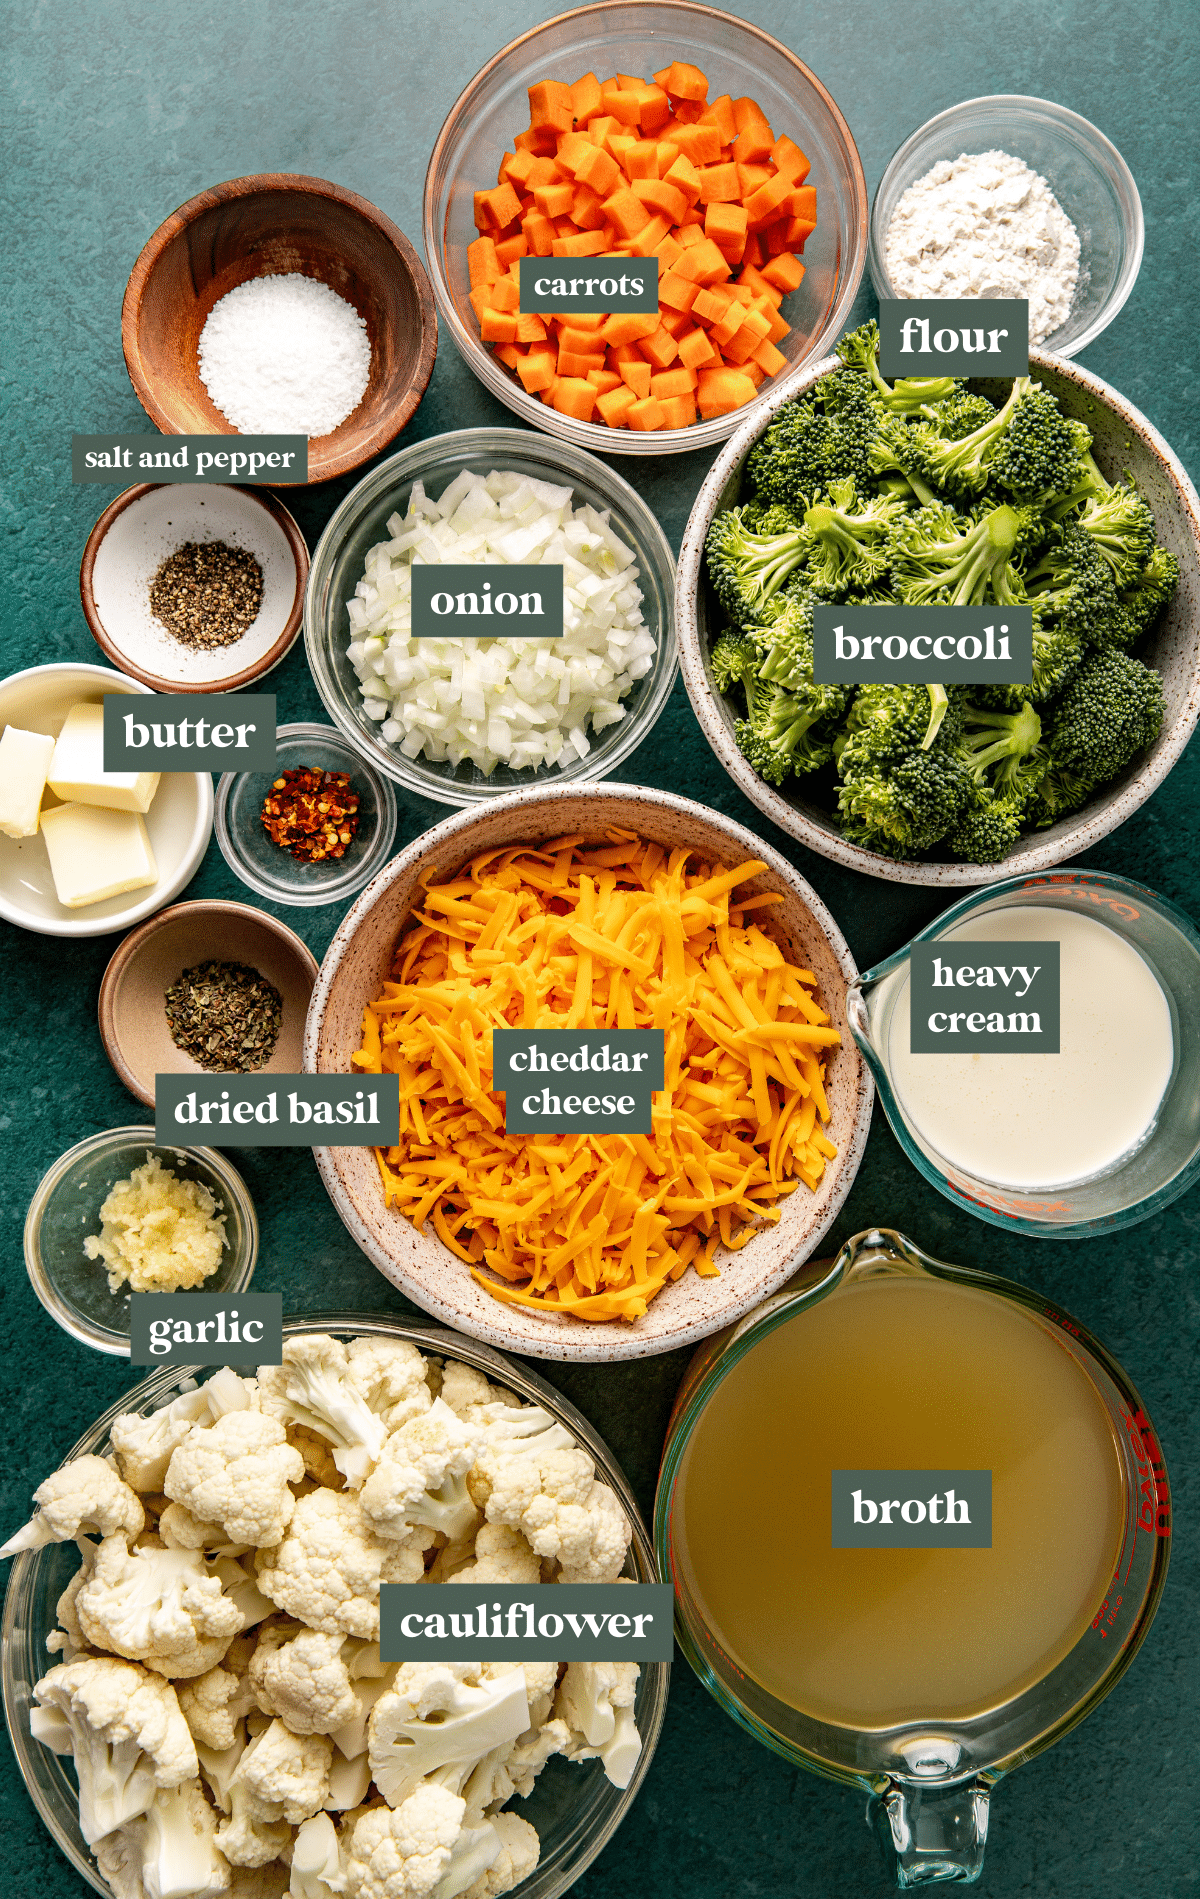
left=459, top=1812, right=539, bottom=1899
left=554, top=1661, right=642, bottom=1789
left=257, top=1339, right=391, bottom=1489
left=367, top=1667, right=529, bottom=1810
left=359, top=1401, right=479, bottom=1546
left=443, top=1525, right=539, bottom=1588
left=248, top=1622, right=362, bottom=1736
left=437, top=1366, right=521, bottom=1423
left=1, top=1454, right=145, bottom=1557
left=290, top=1811, right=344, bottom=1899
left=96, top=1777, right=232, bottom=1899
left=471, top=1442, right=631, bottom=1585
left=76, top=1535, right=243, bottom=1679
left=255, top=1490, right=433, bottom=1641
left=341, top=1784, right=466, bottom=1899
left=346, top=1338, right=433, bottom=1433
left=178, top=1634, right=261, bottom=1751
left=47, top=1548, right=97, bottom=1661
left=165, top=1413, right=305, bottom=1550
left=111, top=1389, right=216, bottom=1495
left=31, top=1657, right=198, bottom=1844
left=232, top=1717, right=332, bottom=1823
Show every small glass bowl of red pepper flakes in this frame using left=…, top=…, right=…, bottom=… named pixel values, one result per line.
left=261, top=766, right=361, bottom=862
left=215, top=723, right=397, bottom=908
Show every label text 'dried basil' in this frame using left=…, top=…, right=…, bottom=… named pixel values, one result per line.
left=409, top=565, right=564, bottom=640
left=155, top=1073, right=401, bottom=1146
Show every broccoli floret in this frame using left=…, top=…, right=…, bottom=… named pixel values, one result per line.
left=890, top=502, right=1025, bottom=607
left=705, top=506, right=810, bottom=629
left=747, top=375, right=935, bottom=509
left=741, top=687, right=841, bottom=783
left=984, top=389, right=1093, bottom=502
left=1028, top=650, right=1166, bottom=824
left=720, top=595, right=850, bottom=786
left=922, top=391, right=998, bottom=440
left=801, top=476, right=907, bottom=595
left=1043, top=443, right=1116, bottom=523
left=956, top=700, right=1047, bottom=804
left=710, top=629, right=761, bottom=697
left=836, top=320, right=963, bottom=413
left=836, top=741, right=972, bottom=859
left=1024, top=525, right=1119, bottom=640
left=946, top=794, right=1028, bottom=863
left=1077, top=480, right=1158, bottom=587
left=1118, top=545, right=1180, bottom=644
left=840, top=683, right=954, bottom=765
left=896, top=377, right=1067, bottom=502
left=752, top=594, right=852, bottom=723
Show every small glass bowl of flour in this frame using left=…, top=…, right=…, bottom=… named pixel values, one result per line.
left=868, top=95, right=1143, bottom=357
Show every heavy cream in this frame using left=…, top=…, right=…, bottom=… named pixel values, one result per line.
left=888, top=906, right=1173, bottom=1190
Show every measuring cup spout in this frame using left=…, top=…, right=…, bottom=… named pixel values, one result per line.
left=869, top=1776, right=991, bottom=1887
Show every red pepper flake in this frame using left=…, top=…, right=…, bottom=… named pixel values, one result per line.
left=260, top=767, right=360, bottom=862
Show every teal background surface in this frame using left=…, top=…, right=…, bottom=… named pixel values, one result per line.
left=1, top=1, right=1196, bottom=1894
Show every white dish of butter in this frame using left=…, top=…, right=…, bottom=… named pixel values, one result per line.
left=887, top=906, right=1174, bottom=1191
left=0, top=664, right=212, bottom=938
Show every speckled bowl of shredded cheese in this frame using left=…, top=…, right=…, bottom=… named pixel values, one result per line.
left=868, top=96, right=1143, bottom=357
left=305, top=783, right=873, bottom=1361
left=24, top=1128, right=258, bottom=1355
left=304, top=429, right=678, bottom=805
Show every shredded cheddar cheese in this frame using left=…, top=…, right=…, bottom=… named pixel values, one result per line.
left=352, top=831, right=840, bottom=1323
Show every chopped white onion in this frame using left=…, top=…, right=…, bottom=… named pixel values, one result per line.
left=344, top=470, right=653, bottom=776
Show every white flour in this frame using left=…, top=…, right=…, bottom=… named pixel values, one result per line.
left=198, top=273, right=371, bottom=437
left=884, top=150, right=1080, bottom=344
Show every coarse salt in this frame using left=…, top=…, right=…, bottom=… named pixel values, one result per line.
left=198, top=273, right=372, bottom=437
left=884, top=150, right=1081, bottom=345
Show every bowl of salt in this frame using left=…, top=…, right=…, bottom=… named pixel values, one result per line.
left=122, top=173, right=438, bottom=484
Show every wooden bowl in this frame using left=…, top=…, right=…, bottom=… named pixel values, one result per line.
left=99, top=899, right=319, bottom=1107
left=122, top=174, right=438, bottom=485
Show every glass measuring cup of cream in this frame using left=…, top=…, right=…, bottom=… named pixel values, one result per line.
left=846, top=868, right=1200, bottom=1237
left=655, top=1227, right=1171, bottom=1888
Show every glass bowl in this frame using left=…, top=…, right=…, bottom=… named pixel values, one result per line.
left=845, top=870, right=1200, bottom=1238
left=23, top=1126, right=258, bottom=1354
left=304, top=428, right=677, bottom=805
left=1, top=1313, right=669, bottom=1899
left=868, top=95, right=1143, bottom=356
left=422, top=0, right=867, bottom=457
left=215, top=721, right=399, bottom=907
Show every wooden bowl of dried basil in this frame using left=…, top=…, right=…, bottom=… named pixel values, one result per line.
left=98, top=899, right=319, bottom=1106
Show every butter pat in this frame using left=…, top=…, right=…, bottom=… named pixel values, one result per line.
left=48, top=702, right=160, bottom=813
left=0, top=725, right=56, bottom=837
left=39, top=802, right=158, bottom=908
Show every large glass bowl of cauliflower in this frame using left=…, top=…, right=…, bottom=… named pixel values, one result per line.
left=0, top=1316, right=669, bottom=1899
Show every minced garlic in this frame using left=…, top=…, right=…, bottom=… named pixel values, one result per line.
left=83, top=1153, right=228, bottom=1294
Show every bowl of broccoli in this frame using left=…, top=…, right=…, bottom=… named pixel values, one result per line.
left=676, top=322, right=1200, bottom=883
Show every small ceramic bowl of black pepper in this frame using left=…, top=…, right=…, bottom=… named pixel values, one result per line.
left=214, top=721, right=399, bottom=908
left=80, top=482, right=308, bottom=693
left=98, top=898, right=320, bottom=1107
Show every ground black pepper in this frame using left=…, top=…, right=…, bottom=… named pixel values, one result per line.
left=149, top=540, right=265, bottom=650
left=164, top=961, right=283, bottom=1071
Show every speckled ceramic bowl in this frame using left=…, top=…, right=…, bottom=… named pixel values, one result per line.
left=304, top=784, right=873, bottom=1361
left=677, top=348, right=1200, bottom=886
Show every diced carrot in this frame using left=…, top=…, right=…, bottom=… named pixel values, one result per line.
left=657, top=155, right=701, bottom=209
left=552, top=229, right=611, bottom=256
left=697, top=94, right=737, bottom=143
left=671, top=121, right=722, bottom=166
left=556, top=130, right=597, bottom=174
left=587, top=368, right=623, bottom=393
left=601, top=188, right=651, bottom=238
left=588, top=115, right=621, bottom=144
left=659, top=271, right=700, bottom=313
left=474, top=184, right=522, bottom=231
left=731, top=97, right=775, bottom=162
left=724, top=307, right=773, bottom=363
left=744, top=172, right=792, bottom=226
left=752, top=336, right=789, bottom=376
left=514, top=312, right=549, bottom=343
left=529, top=80, right=574, bottom=133
left=655, top=140, right=681, bottom=176
left=677, top=325, right=720, bottom=370
left=572, top=143, right=621, bottom=197
left=654, top=233, right=684, bottom=270
left=790, top=185, right=817, bottom=224
left=637, top=87, right=672, bottom=134
left=739, top=262, right=783, bottom=307
left=626, top=395, right=667, bottom=431
left=480, top=309, right=519, bottom=343
left=551, top=377, right=599, bottom=421
left=735, top=162, right=773, bottom=199
left=521, top=211, right=557, bottom=256
left=618, top=359, right=652, bottom=399
left=677, top=238, right=731, bottom=285
left=705, top=202, right=749, bottom=248
left=467, top=236, right=503, bottom=287
left=605, top=132, right=638, bottom=168
left=566, top=310, right=607, bottom=331
left=651, top=366, right=698, bottom=398
left=599, top=85, right=642, bottom=125
left=558, top=323, right=605, bottom=353
left=760, top=251, right=804, bottom=294
left=493, top=342, right=524, bottom=369
left=710, top=301, right=747, bottom=348
left=659, top=393, right=698, bottom=429
left=557, top=347, right=606, bottom=377
left=468, top=282, right=493, bottom=321
left=637, top=323, right=679, bottom=369
left=771, top=135, right=811, bottom=185
left=597, top=383, right=639, bottom=427
left=653, top=60, right=708, bottom=101
left=764, top=304, right=792, bottom=343
left=626, top=214, right=672, bottom=256
left=533, top=180, right=575, bottom=218
left=514, top=126, right=559, bottom=157
left=696, top=366, right=758, bottom=416
left=783, top=216, right=817, bottom=250
left=674, top=221, right=706, bottom=249
left=516, top=347, right=557, bottom=392
left=632, top=178, right=688, bottom=222
left=625, top=138, right=659, bottom=179
left=571, top=185, right=608, bottom=231
left=672, top=99, right=705, bottom=125
left=487, top=276, right=520, bottom=313
left=603, top=311, right=661, bottom=344
left=494, top=234, right=528, bottom=267
left=690, top=284, right=735, bottom=325
left=570, top=72, right=604, bottom=122
left=500, top=149, right=535, bottom=189
left=539, top=375, right=561, bottom=404
left=741, top=232, right=766, bottom=270
left=764, top=219, right=794, bottom=257
left=659, top=307, right=691, bottom=338
left=697, top=162, right=740, bottom=205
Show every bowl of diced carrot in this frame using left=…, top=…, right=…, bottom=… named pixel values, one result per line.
left=422, top=0, right=867, bottom=454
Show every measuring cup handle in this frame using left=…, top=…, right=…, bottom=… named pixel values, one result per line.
left=868, top=1777, right=992, bottom=1886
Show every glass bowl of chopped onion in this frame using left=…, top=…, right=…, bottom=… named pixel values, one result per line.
left=23, top=1127, right=259, bottom=1355
left=1, top=1315, right=669, bottom=1899
left=304, top=427, right=678, bottom=804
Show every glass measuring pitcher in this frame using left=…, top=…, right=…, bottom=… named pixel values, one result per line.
left=655, top=1228, right=1171, bottom=1887
left=845, top=868, right=1200, bottom=1239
